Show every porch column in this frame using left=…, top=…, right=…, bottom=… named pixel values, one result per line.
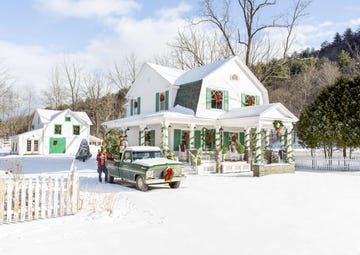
left=264, top=128, right=271, bottom=164
left=189, top=124, right=195, bottom=150
left=244, top=128, right=251, bottom=163
left=285, top=126, right=294, bottom=163
left=215, top=126, right=222, bottom=173
left=161, top=122, right=170, bottom=151
left=139, top=126, right=146, bottom=146
left=254, top=125, right=262, bottom=164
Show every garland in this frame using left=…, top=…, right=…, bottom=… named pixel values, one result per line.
left=164, top=167, right=174, bottom=182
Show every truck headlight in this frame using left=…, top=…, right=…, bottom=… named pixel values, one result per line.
left=146, top=170, right=154, bottom=179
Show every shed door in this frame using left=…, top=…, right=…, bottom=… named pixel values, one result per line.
left=50, top=138, right=66, bottom=154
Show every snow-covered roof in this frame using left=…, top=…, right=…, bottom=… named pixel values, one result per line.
left=36, top=109, right=92, bottom=125
left=147, top=63, right=185, bottom=84
left=219, top=103, right=298, bottom=122
left=175, top=57, right=233, bottom=85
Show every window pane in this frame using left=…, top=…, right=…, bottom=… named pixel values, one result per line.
left=26, top=140, right=31, bottom=151
left=211, top=90, right=223, bottom=109
left=34, top=140, right=39, bottom=151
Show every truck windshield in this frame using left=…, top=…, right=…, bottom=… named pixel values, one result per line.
left=132, top=151, right=163, bottom=160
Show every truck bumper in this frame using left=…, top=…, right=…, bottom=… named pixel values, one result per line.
left=145, top=176, right=186, bottom=185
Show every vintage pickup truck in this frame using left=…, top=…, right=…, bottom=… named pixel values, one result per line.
left=107, top=146, right=186, bottom=191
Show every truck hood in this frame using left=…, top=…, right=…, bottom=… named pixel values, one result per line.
left=133, top=158, right=183, bottom=167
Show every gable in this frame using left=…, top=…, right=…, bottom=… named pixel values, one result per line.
left=174, top=80, right=203, bottom=114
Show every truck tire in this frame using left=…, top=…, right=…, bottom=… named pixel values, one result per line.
left=108, top=175, right=114, bottom=183
left=135, top=176, right=149, bottom=192
left=169, top=181, right=181, bottom=189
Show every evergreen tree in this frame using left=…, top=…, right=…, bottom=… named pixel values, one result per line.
left=297, top=76, right=360, bottom=158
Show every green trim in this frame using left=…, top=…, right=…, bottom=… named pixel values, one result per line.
left=73, top=125, right=80, bottom=135
left=194, top=130, right=201, bottom=149
left=54, top=124, right=62, bottom=135
left=223, top=131, right=229, bottom=147
left=224, top=90, right=229, bottom=111
left=49, top=137, right=66, bottom=154
left=241, top=93, right=246, bottom=107
left=173, top=129, right=181, bottom=151
left=130, top=99, right=134, bottom=116
left=150, top=130, right=155, bottom=146
left=256, top=95, right=260, bottom=105
left=239, top=132, right=245, bottom=145
left=65, top=116, right=71, bottom=122
left=206, top=88, right=211, bottom=109
left=165, top=90, right=169, bottom=110
left=137, top=97, right=141, bottom=114
left=156, top=93, right=159, bottom=112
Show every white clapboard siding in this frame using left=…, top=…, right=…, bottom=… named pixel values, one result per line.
left=0, top=160, right=80, bottom=224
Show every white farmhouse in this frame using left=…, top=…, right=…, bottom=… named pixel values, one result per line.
left=103, top=56, right=298, bottom=176
left=11, top=109, right=92, bottom=156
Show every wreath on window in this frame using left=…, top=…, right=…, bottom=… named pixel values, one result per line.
left=160, top=93, right=165, bottom=102
left=53, top=140, right=58, bottom=145
left=273, top=120, right=283, bottom=133
left=133, top=101, right=138, bottom=108
left=55, top=125, right=61, bottom=134
left=246, top=95, right=254, bottom=106
left=231, top=134, right=237, bottom=142
left=215, top=92, right=222, bottom=104
left=183, top=132, right=190, bottom=141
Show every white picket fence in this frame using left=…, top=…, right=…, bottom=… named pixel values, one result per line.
left=0, top=160, right=80, bottom=224
left=296, top=157, right=360, bottom=171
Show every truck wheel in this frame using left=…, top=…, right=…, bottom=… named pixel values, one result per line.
left=169, top=181, right=180, bottom=189
left=135, top=176, right=148, bottom=192
left=108, top=175, right=114, bottom=183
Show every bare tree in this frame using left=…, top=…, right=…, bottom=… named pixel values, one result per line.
left=108, top=53, right=140, bottom=90
left=168, top=26, right=236, bottom=69
left=62, top=59, right=82, bottom=110
left=42, top=65, right=68, bottom=109
left=283, top=0, right=312, bottom=60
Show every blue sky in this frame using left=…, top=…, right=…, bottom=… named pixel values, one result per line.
left=0, top=0, right=360, bottom=96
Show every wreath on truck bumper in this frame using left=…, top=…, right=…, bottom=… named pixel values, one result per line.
left=163, top=167, right=174, bottom=182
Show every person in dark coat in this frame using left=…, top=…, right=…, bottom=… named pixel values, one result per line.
left=96, top=147, right=113, bottom=183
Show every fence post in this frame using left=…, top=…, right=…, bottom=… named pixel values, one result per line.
left=20, top=180, right=27, bottom=221
left=0, top=179, right=5, bottom=224
left=6, top=180, right=13, bottom=223
left=34, top=177, right=40, bottom=220
left=70, top=159, right=79, bottom=214
left=27, top=177, right=33, bottom=221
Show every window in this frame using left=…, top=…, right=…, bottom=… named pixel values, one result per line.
left=131, top=97, right=141, bottom=116
left=73, top=125, right=80, bottom=135
left=34, top=140, right=39, bottom=152
left=65, top=116, right=71, bottom=122
left=230, top=74, right=239, bottom=80
left=206, top=88, right=229, bottom=111
left=241, top=94, right=260, bottom=107
left=156, top=91, right=169, bottom=112
left=54, top=124, right=62, bottom=134
left=26, top=140, right=31, bottom=152
left=211, top=90, right=223, bottom=109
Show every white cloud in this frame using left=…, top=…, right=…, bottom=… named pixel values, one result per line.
left=35, top=0, right=140, bottom=19
left=155, top=2, right=192, bottom=19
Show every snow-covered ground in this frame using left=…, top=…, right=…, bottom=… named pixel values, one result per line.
left=1, top=148, right=360, bottom=255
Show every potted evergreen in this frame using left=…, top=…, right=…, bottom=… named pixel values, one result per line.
left=236, top=143, right=245, bottom=160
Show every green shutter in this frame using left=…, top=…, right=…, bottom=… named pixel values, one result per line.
left=194, top=130, right=201, bottom=149
left=173, top=129, right=181, bottom=151
left=130, top=99, right=134, bottom=116
left=138, top=131, right=141, bottom=145
left=255, top=95, right=260, bottom=105
left=156, top=93, right=159, bottom=112
left=239, top=132, right=245, bottom=145
left=165, top=90, right=169, bottom=110
left=210, top=129, right=216, bottom=150
left=223, top=131, right=229, bottom=147
left=206, top=88, right=211, bottom=109
left=150, top=130, right=155, bottom=146
left=241, top=93, right=246, bottom=107
left=137, top=97, right=141, bottom=114
left=224, top=90, right=229, bottom=111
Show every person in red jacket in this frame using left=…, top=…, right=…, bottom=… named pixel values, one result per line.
left=96, top=146, right=113, bottom=183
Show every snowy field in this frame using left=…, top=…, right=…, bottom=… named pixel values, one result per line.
left=1, top=149, right=360, bottom=255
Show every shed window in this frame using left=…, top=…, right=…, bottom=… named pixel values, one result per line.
left=26, top=140, right=31, bottom=152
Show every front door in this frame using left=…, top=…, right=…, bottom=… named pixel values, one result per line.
left=49, top=137, right=66, bottom=154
